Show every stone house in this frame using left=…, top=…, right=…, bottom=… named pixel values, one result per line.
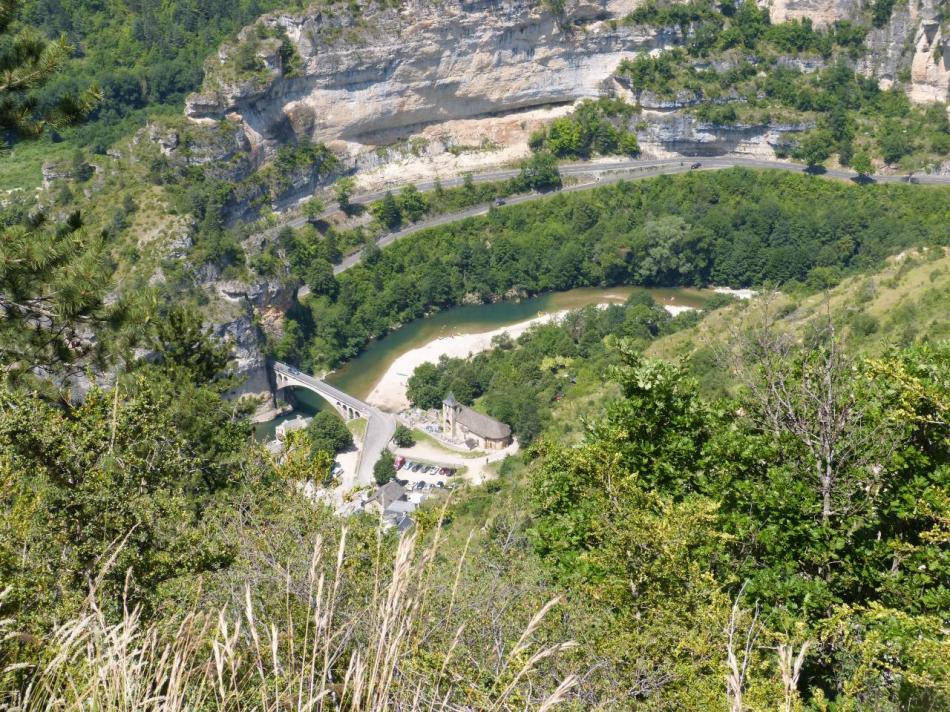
left=441, top=393, right=512, bottom=450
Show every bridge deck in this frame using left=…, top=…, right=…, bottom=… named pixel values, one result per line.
left=271, top=361, right=395, bottom=486
left=272, top=362, right=371, bottom=413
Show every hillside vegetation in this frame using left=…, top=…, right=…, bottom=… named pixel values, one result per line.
left=271, top=170, right=950, bottom=369
left=649, top=247, right=950, bottom=387
left=1, top=1, right=948, bottom=709
left=17, top=0, right=310, bottom=145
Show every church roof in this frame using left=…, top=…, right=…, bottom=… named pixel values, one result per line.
left=443, top=392, right=460, bottom=407
left=454, top=403, right=512, bottom=441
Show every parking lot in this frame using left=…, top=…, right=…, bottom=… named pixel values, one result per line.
left=393, top=456, right=459, bottom=491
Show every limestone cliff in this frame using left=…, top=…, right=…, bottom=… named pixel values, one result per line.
left=768, top=0, right=949, bottom=101
left=188, top=0, right=667, bottom=156
left=213, top=279, right=299, bottom=422
left=764, top=0, right=862, bottom=27
left=188, top=0, right=948, bottom=171
left=908, top=9, right=950, bottom=103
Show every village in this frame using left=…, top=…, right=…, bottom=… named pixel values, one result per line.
left=270, top=387, right=518, bottom=532
left=263, top=293, right=740, bottom=531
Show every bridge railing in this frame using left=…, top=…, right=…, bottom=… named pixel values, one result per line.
left=271, top=361, right=371, bottom=416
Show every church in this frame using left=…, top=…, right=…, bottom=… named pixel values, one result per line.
left=442, top=393, right=513, bottom=450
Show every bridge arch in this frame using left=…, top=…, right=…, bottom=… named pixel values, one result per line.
left=271, top=362, right=368, bottom=421
left=270, top=361, right=396, bottom=485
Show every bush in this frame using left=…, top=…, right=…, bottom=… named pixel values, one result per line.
left=694, top=103, right=738, bottom=125
left=850, top=311, right=880, bottom=336
left=793, top=130, right=834, bottom=167
left=373, top=449, right=396, bottom=485
left=878, top=121, right=913, bottom=164
left=517, top=152, right=561, bottom=192
left=393, top=425, right=416, bottom=448
left=307, top=411, right=354, bottom=457
left=851, top=151, right=873, bottom=176
left=870, top=0, right=897, bottom=27
left=397, top=184, right=428, bottom=222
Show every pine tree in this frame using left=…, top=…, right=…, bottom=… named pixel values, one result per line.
left=1, top=0, right=107, bottom=381
left=373, top=191, right=402, bottom=230
left=0, top=0, right=98, bottom=143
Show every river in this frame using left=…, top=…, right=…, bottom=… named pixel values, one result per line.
left=255, top=285, right=710, bottom=440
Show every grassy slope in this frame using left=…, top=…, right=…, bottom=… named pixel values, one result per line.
left=648, top=247, right=950, bottom=364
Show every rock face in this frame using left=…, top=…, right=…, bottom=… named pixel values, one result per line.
left=188, top=0, right=666, bottom=154
left=637, top=111, right=811, bottom=157
left=764, top=0, right=862, bottom=27
left=908, top=11, right=950, bottom=103
left=858, top=0, right=950, bottom=101
left=189, top=0, right=949, bottom=166
left=768, top=0, right=949, bottom=103
left=213, top=279, right=298, bottom=422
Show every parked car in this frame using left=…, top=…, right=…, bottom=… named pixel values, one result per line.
left=493, top=198, right=506, bottom=206
left=690, top=162, right=702, bottom=169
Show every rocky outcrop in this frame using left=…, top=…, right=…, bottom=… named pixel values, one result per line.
left=637, top=111, right=811, bottom=157
left=188, top=0, right=949, bottom=172
left=764, top=0, right=862, bottom=27
left=880, top=0, right=949, bottom=103
left=41, top=161, right=73, bottom=186
left=213, top=279, right=299, bottom=422
left=768, top=0, right=948, bottom=102
left=907, top=11, right=950, bottom=103
left=140, top=119, right=254, bottom=183
left=188, top=0, right=667, bottom=155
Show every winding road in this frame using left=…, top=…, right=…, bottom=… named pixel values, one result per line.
left=259, top=156, right=950, bottom=280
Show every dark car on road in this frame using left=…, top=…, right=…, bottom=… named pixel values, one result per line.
left=690, top=162, right=702, bottom=169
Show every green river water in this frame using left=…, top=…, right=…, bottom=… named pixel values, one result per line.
left=255, top=286, right=710, bottom=440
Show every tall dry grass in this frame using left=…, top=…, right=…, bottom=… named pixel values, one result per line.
left=1, top=528, right=576, bottom=711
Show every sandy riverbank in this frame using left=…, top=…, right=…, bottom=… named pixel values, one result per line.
left=365, top=303, right=693, bottom=413
left=365, top=311, right=568, bottom=412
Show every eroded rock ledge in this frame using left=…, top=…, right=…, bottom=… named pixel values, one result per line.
left=187, top=0, right=665, bottom=156
left=186, top=0, right=950, bottom=175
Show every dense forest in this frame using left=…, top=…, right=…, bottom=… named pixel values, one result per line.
left=270, top=170, right=950, bottom=369
left=16, top=0, right=310, bottom=147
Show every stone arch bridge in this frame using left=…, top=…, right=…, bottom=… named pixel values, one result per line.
left=271, top=361, right=395, bottom=484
